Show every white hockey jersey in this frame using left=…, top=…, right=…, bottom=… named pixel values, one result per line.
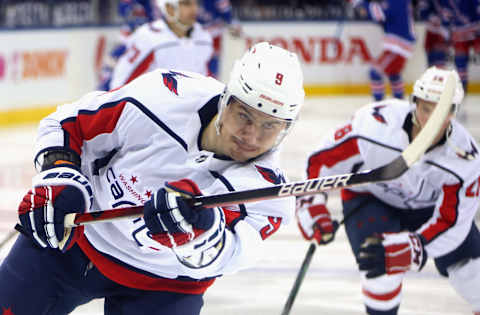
left=110, top=19, right=213, bottom=90
left=306, top=99, right=480, bottom=258
left=35, top=69, right=294, bottom=294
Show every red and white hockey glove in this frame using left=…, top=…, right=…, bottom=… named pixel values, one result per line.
left=296, top=195, right=338, bottom=245
left=18, top=166, right=93, bottom=252
left=357, top=232, right=427, bottom=278
left=143, top=179, right=226, bottom=267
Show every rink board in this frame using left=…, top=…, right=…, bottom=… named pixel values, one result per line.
left=2, top=22, right=480, bottom=127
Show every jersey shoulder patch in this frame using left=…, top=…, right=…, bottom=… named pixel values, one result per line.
left=254, top=165, right=285, bottom=184
left=449, top=122, right=480, bottom=161
left=355, top=100, right=410, bottom=127
left=371, top=104, right=388, bottom=124
left=161, top=70, right=192, bottom=95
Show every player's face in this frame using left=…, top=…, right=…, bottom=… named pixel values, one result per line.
left=217, top=97, right=288, bottom=162
left=415, top=98, right=453, bottom=143
left=178, top=0, right=198, bottom=27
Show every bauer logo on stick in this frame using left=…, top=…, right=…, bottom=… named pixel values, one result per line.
left=278, top=173, right=353, bottom=197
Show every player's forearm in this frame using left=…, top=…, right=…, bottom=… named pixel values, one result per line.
left=34, top=107, right=81, bottom=170
left=35, top=118, right=69, bottom=163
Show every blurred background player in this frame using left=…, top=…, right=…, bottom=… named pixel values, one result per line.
left=446, top=0, right=480, bottom=94
left=197, top=0, right=242, bottom=78
left=119, top=0, right=156, bottom=32
left=296, top=67, right=480, bottom=314
left=97, top=0, right=155, bottom=90
left=416, top=0, right=480, bottom=94
left=0, top=42, right=305, bottom=315
left=417, top=0, right=452, bottom=69
left=352, top=0, right=416, bottom=101
left=108, top=0, right=213, bottom=90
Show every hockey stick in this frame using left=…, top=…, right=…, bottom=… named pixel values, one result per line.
left=63, top=72, right=455, bottom=228
left=281, top=242, right=316, bottom=315
left=279, top=73, right=456, bottom=315
left=280, top=199, right=368, bottom=315
left=65, top=73, right=455, bottom=228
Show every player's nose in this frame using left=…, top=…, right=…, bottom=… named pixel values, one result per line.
left=240, top=123, right=261, bottom=142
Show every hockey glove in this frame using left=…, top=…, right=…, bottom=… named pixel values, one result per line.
left=18, top=166, right=93, bottom=252
left=143, top=179, right=226, bottom=267
left=357, top=232, right=427, bottom=278
left=296, top=195, right=338, bottom=245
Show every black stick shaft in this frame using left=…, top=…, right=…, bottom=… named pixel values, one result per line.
left=280, top=243, right=317, bottom=315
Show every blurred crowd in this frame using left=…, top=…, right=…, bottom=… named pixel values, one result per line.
left=0, top=0, right=420, bottom=28
left=1, top=0, right=478, bottom=97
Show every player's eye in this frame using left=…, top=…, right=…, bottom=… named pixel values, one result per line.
left=238, top=112, right=251, bottom=123
left=262, top=121, right=278, bottom=130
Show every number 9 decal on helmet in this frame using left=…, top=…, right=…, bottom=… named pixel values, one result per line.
left=216, top=41, right=305, bottom=148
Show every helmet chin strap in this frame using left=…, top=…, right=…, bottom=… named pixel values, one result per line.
left=214, top=91, right=227, bottom=136
left=411, top=110, right=421, bottom=128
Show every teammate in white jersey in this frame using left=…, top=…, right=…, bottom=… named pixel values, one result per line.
left=297, top=67, right=480, bottom=314
left=108, top=0, right=213, bottom=90
left=0, top=42, right=305, bottom=315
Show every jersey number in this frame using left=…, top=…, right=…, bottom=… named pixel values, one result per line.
left=334, top=123, right=352, bottom=141
left=466, top=176, right=480, bottom=197
left=275, top=73, right=284, bottom=85
left=128, top=45, right=141, bottom=63
left=260, top=216, right=282, bottom=240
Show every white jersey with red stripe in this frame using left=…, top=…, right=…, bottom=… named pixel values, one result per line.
left=306, top=98, right=480, bottom=258
left=34, top=69, right=293, bottom=292
left=109, top=19, right=213, bottom=90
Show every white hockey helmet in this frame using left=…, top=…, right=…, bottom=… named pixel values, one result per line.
left=217, top=42, right=305, bottom=145
left=216, top=42, right=305, bottom=146
left=412, top=66, right=464, bottom=114
left=155, top=0, right=179, bottom=18
left=155, top=0, right=187, bottom=28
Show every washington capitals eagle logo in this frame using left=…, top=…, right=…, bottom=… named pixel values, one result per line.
left=457, top=140, right=478, bottom=160
left=255, top=165, right=285, bottom=184
left=372, top=105, right=387, bottom=124
left=162, top=71, right=190, bottom=96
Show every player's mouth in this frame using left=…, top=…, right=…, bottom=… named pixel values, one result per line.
left=233, top=137, right=258, bottom=153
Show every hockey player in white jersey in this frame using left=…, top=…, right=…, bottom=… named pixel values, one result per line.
left=297, top=67, right=480, bottom=314
left=108, top=0, right=213, bottom=90
left=0, top=42, right=305, bottom=315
